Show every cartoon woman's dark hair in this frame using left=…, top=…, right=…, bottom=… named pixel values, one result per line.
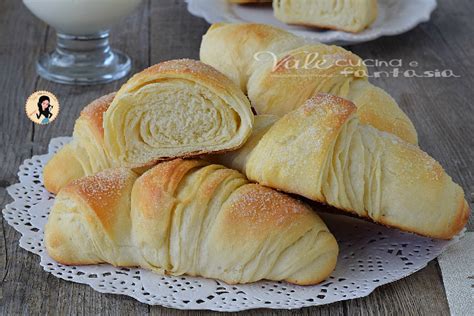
left=36, top=95, right=53, bottom=119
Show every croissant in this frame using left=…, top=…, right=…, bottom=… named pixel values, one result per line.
left=43, top=93, right=115, bottom=194
left=45, top=159, right=339, bottom=285
left=273, top=0, right=377, bottom=33
left=44, top=59, right=254, bottom=194
left=200, top=23, right=418, bottom=144
left=211, top=94, right=470, bottom=239
left=104, top=59, right=254, bottom=168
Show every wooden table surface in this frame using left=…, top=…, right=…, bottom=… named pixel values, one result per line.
left=1, top=0, right=473, bottom=314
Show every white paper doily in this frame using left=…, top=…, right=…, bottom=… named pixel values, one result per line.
left=185, top=0, right=437, bottom=45
left=2, top=137, right=462, bottom=311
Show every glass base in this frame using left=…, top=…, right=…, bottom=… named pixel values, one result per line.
left=36, top=32, right=131, bottom=85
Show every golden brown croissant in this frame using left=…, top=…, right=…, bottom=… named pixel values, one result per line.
left=44, top=59, right=254, bottom=194
left=43, top=93, right=115, bottom=194
left=45, top=159, right=339, bottom=285
left=211, top=94, right=469, bottom=239
left=200, top=23, right=418, bottom=144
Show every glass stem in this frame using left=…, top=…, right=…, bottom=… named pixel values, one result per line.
left=55, top=31, right=112, bottom=64
left=36, top=29, right=131, bottom=85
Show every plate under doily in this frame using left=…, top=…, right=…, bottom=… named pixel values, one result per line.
left=2, top=136, right=461, bottom=311
left=185, top=0, right=437, bottom=45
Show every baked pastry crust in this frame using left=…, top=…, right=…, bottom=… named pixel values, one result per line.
left=104, top=59, right=254, bottom=168
left=273, top=0, right=377, bottom=33
left=200, top=23, right=418, bottom=144
left=45, top=159, right=339, bottom=285
left=211, top=94, right=470, bottom=239
left=44, top=59, right=254, bottom=193
left=43, top=93, right=115, bottom=194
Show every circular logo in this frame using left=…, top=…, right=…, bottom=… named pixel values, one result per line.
left=25, top=90, right=60, bottom=125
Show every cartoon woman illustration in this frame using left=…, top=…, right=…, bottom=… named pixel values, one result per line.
left=36, top=95, right=53, bottom=124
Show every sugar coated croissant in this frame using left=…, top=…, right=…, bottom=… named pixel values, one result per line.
left=212, top=94, right=469, bottom=239
left=45, top=159, right=338, bottom=285
left=44, top=59, right=254, bottom=193
left=43, top=93, right=115, bottom=194
left=200, top=23, right=417, bottom=144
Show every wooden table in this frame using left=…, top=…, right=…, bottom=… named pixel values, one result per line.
left=1, top=0, right=472, bottom=314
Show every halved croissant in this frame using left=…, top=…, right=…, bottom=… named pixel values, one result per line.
left=104, top=59, right=254, bottom=168
left=45, top=159, right=338, bottom=285
left=228, top=0, right=376, bottom=32
left=211, top=94, right=470, bottom=239
left=273, top=0, right=377, bottom=33
left=44, top=59, right=254, bottom=193
left=200, top=23, right=418, bottom=144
